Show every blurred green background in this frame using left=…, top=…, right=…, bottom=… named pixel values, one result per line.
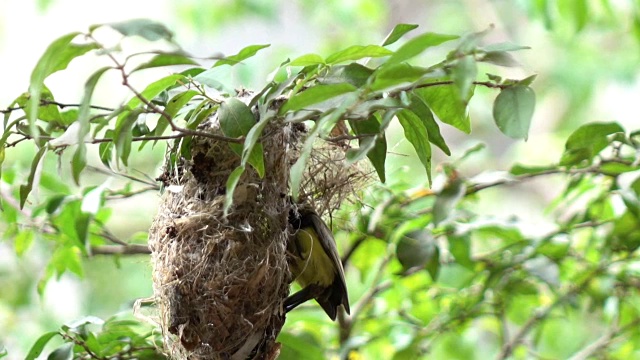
left=1, top=0, right=639, bottom=359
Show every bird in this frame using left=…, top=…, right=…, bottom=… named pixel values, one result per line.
left=284, top=205, right=350, bottom=321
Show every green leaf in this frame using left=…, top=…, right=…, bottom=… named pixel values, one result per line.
left=25, top=87, right=62, bottom=123
left=518, top=74, right=537, bottom=87
left=536, top=240, right=569, bottom=261
left=560, top=122, right=624, bottom=166
left=510, top=164, right=556, bottom=176
left=14, top=229, right=35, bottom=257
left=452, top=55, right=477, bottom=100
left=75, top=212, right=91, bottom=252
left=408, top=93, right=450, bottom=155
left=348, top=115, right=387, bottom=182
left=133, top=52, right=199, bottom=71
left=370, top=63, right=429, bottom=91
left=492, top=85, right=535, bottom=139
left=114, top=109, right=143, bottom=166
left=219, top=98, right=256, bottom=138
left=52, top=245, right=84, bottom=278
left=433, top=177, right=465, bottom=225
left=480, top=51, right=519, bottom=67
left=240, top=112, right=272, bottom=178
left=382, top=23, right=419, bottom=46
left=19, top=146, right=47, bottom=208
left=386, top=32, right=458, bottom=65
left=154, top=90, right=199, bottom=137
left=126, top=74, right=184, bottom=109
left=397, top=110, right=432, bottom=185
left=74, top=67, right=110, bottom=181
left=415, top=82, right=470, bottom=133
left=326, top=45, right=393, bottom=64
left=289, top=53, right=325, bottom=67
left=482, top=42, right=531, bottom=52
left=29, top=33, right=97, bottom=138
left=71, top=144, right=86, bottom=185
left=214, top=44, right=270, bottom=67
left=279, top=83, right=357, bottom=114
left=99, top=130, right=114, bottom=168
left=447, top=235, right=474, bottom=269
left=218, top=98, right=264, bottom=176
left=396, top=230, right=439, bottom=280
left=278, top=332, right=326, bottom=360
left=573, top=0, right=588, bottom=31
left=26, top=332, right=59, bottom=360
left=104, top=18, right=174, bottom=41
left=193, top=67, right=235, bottom=94
left=319, top=63, right=374, bottom=88
left=47, top=343, right=73, bottom=360
left=223, top=166, right=245, bottom=217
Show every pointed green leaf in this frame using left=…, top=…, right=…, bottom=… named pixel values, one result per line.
left=47, top=343, right=73, bottom=360
left=452, top=55, right=476, bottom=100
left=326, top=45, right=392, bottom=64
left=433, top=178, right=465, bottom=225
left=480, top=51, right=519, bottom=67
left=29, top=33, right=97, bottom=138
left=154, top=89, right=199, bottom=136
left=105, top=19, right=174, bottom=41
left=114, top=109, right=144, bottom=166
left=224, top=166, right=245, bottom=217
left=75, top=212, right=91, bottom=252
left=370, top=63, right=429, bottom=91
left=448, top=235, right=474, bottom=269
left=279, top=83, right=356, bottom=114
left=214, top=44, right=270, bottom=67
left=133, top=52, right=198, bottom=71
left=126, top=74, right=184, bottom=109
left=397, top=110, right=432, bottom=184
left=416, top=82, right=470, bottom=133
left=78, top=67, right=110, bottom=140
left=560, top=122, right=624, bottom=165
left=71, top=144, right=86, bottom=185
left=289, top=53, right=325, bottom=67
left=14, top=230, right=35, bottom=257
left=386, top=32, right=458, bottom=65
left=240, top=112, right=272, bottom=178
left=482, top=42, right=530, bottom=52
left=493, top=85, right=535, bottom=139
left=348, top=115, right=387, bottom=182
left=382, top=23, right=419, bottom=46
left=25, top=332, right=59, bottom=360
left=19, top=146, right=47, bottom=208
left=408, top=93, right=450, bottom=155
left=319, top=63, right=374, bottom=88
left=99, top=130, right=114, bottom=168
left=396, top=230, right=439, bottom=280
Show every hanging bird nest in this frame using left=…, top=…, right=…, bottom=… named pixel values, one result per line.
left=147, top=95, right=370, bottom=359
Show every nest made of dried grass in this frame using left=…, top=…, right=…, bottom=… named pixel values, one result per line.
left=147, top=103, right=369, bottom=359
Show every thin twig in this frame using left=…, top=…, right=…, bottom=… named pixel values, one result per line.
left=496, top=266, right=604, bottom=359
left=91, top=244, right=151, bottom=255
left=84, top=32, right=243, bottom=145
left=0, top=99, right=115, bottom=115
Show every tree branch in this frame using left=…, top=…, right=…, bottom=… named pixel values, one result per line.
left=91, top=244, right=151, bottom=255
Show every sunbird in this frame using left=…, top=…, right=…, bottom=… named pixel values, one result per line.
left=285, top=206, right=350, bottom=320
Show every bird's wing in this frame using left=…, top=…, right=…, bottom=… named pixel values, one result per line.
left=309, top=212, right=349, bottom=302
